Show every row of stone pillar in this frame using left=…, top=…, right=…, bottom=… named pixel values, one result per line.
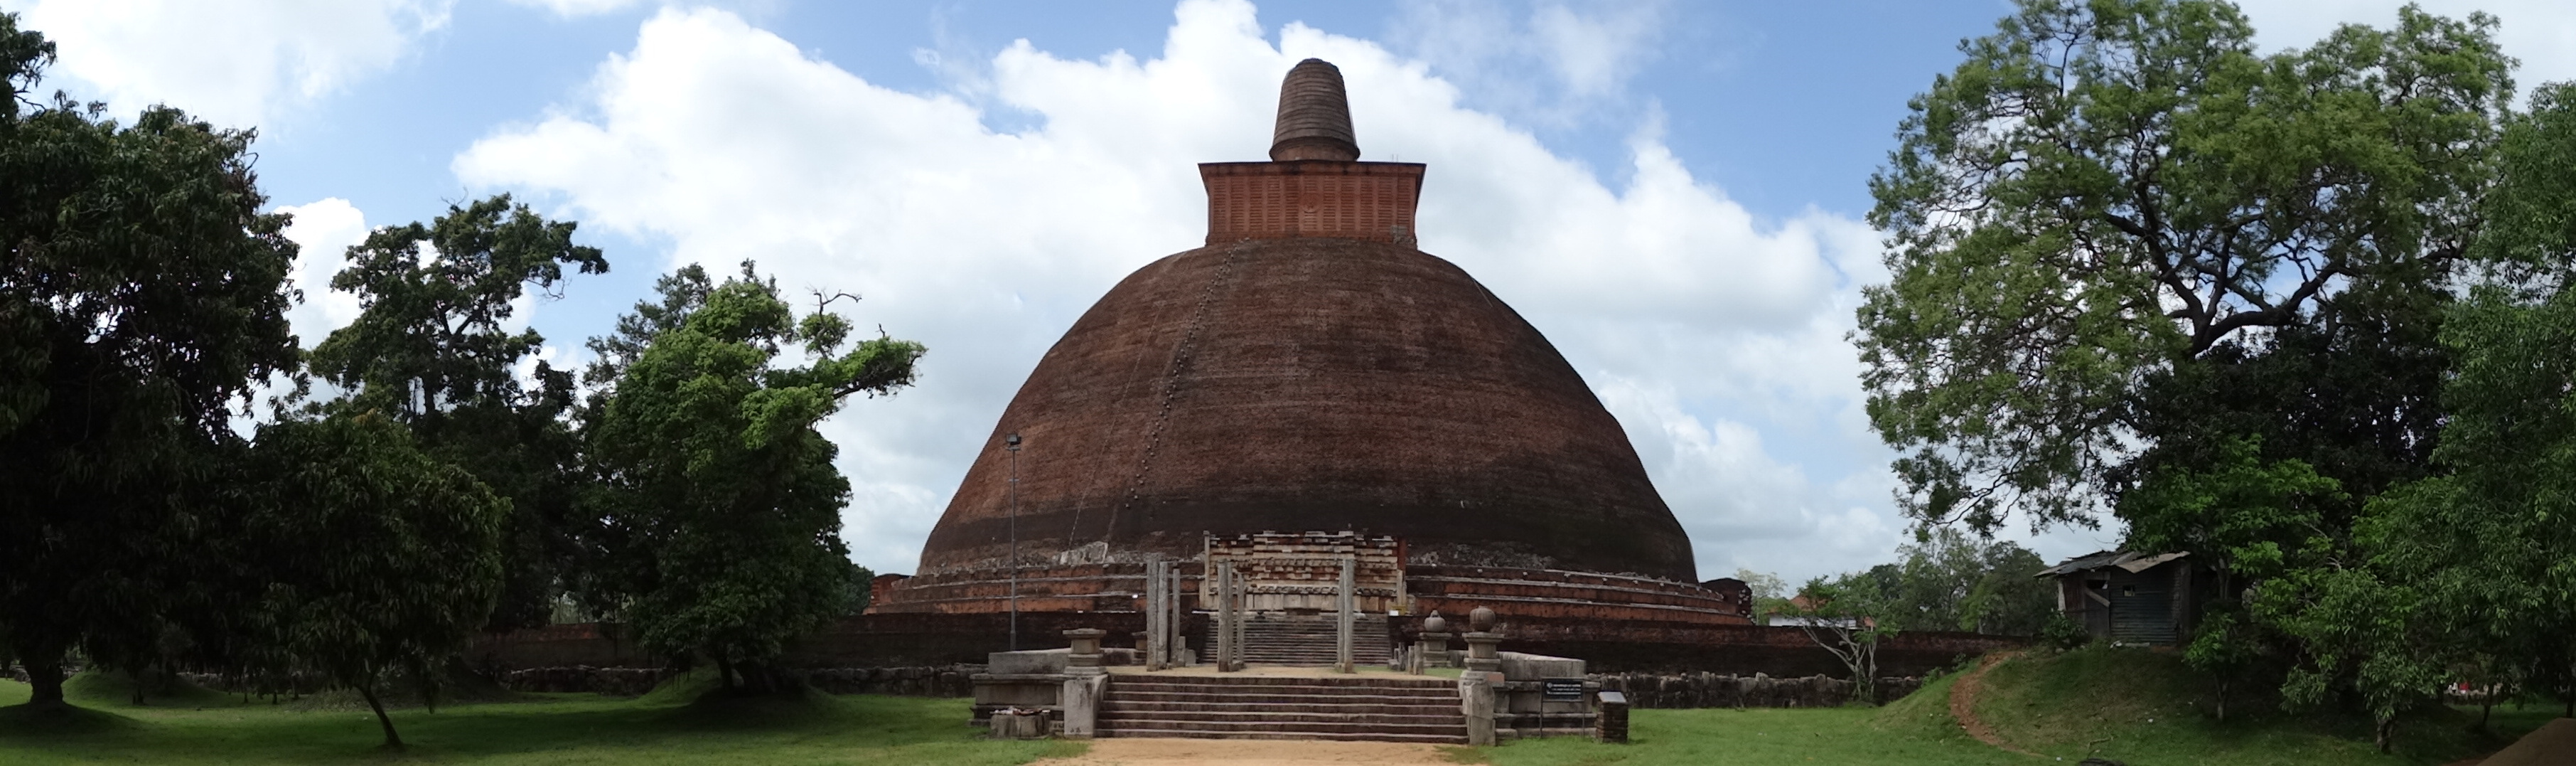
left=1407, top=607, right=1501, bottom=675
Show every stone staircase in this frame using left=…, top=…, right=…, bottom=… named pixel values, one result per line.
left=1203, top=612, right=1393, bottom=666
left=1098, top=674, right=1466, bottom=743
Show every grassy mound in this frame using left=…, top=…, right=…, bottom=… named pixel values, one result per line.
left=0, top=679, right=143, bottom=737
left=1921, top=644, right=2555, bottom=765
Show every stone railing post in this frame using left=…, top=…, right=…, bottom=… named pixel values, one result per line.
left=1460, top=671, right=1496, bottom=746
left=1462, top=606, right=1501, bottom=674
left=1061, top=628, right=1107, bottom=738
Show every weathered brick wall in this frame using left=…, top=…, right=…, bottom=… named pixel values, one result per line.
left=472, top=613, right=2019, bottom=680
left=491, top=665, right=979, bottom=697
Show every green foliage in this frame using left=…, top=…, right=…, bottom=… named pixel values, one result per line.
left=241, top=412, right=506, bottom=746
left=1858, top=0, right=2510, bottom=533
left=310, top=194, right=606, bottom=631
left=1866, top=528, right=2056, bottom=636
left=2039, top=612, right=2090, bottom=651
left=1784, top=575, right=1902, bottom=703
left=0, top=12, right=299, bottom=706
left=583, top=262, right=923, bottom=682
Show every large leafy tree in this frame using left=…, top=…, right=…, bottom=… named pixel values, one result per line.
left=309, top=195, right=606, bottom=630
left=1864, top=528, right=2055, bottom=636
left=0, top=14, right=300, bottom=708
left=243, top=413, right=506, bottom=748
left=1858, top=0, right=2508, bottom=533
left=583, top=263, right=922, bottom=689
left=2358, top=81, right=2576, bottom=722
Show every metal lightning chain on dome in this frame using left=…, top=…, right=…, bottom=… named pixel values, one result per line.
left=1270, top=58, right=1360, bottom=161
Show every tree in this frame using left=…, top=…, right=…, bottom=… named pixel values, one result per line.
left=309, top=195, right=606, bottom=631
left=1866, top=528, right=2056, bottom=636
left=1733, top=569, right=1790, bottom=626
left=242, top=413, right=505, bottom=748
left=0, top=14, right=301, bottom=708
left=582, top=262, right=922, bottom=690
left=1784, top=575, right=1899, bottom=703
left=1858, top=0, right=2509, bottom=533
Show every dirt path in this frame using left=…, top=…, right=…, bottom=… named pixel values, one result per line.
left=1949, top=650, right=2041, bottom=758
left=1027, top=738, right=1462, bottom=766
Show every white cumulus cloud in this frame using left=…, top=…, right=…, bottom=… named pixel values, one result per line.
left=456, top=0, right=2014, bottom=583
left=275, top=197, right=370, bottom=351
left=11, top=0, right=450, bottom=127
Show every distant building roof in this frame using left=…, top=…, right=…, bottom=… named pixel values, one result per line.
left=2035, top=550, right=2189, bottom=578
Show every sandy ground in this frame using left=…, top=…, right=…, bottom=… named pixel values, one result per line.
left=1026, top=738, right=1461, bottom=765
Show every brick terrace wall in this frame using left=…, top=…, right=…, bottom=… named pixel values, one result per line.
left=473, top=612, right=1211, bottom=671
left=1407, top=565, right=1751, bottom=626
left=867, top=563, right=1164, bottom=615
left=476, top=613, right=2018, bottom=681
left=1485, top=616, right=2027, bottom=676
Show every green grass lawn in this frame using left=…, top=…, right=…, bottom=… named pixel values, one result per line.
left=0, top=674, right=1083, bottom=765
left=6, top=651, right=2558, bottom=765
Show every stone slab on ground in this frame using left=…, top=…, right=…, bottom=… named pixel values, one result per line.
left=2476, top=718, right=2575, bottom=766
left=1029, top=738, right=1456, bottom=765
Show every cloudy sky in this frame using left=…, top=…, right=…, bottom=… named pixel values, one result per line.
left=9, top=0, right=2572, bottom=584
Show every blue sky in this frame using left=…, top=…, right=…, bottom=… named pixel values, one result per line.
left=9, top=0, right=2572, bottom=583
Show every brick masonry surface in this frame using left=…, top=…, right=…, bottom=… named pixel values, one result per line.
left=472, top=615, right=2022, bottom=679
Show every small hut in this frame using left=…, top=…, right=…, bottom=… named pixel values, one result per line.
left=2035, top=550, right=2207, bottom=646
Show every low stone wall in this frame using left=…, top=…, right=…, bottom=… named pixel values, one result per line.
left=1591, top=672, right=1926, bottom=708
left=501, top=666, right=675, bottom=696
left=490, top=665, right=982, bottom=697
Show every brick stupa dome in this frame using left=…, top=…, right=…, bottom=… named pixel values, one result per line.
left=907, top=59, right=1697, bottom=584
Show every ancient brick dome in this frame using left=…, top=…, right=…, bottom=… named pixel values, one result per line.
left=909, top=58, right=1697, bottom=584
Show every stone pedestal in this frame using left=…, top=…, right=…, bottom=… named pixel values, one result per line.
left=1462, top=632, right=1502, bottom=674
left=1065, top=628, right=1106, bottom=676
left=1418, top=632, right=1452, bottom=670
left=1596, top=690, right=1630, bottom=743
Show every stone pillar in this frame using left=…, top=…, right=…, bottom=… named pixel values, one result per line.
left=1334, top=555, right=1356, bottom=674
left=1144, top=558, right=1169, bottom=670
left=1417, top=612, right=1451, bottom=672
left=1228, top=564, right=1249, bottom=671
left=1596, top=690, right=1630, bottom=743
left=1459, top=671, right=1496, bottom=746
left=1214, top=560, right=1241, bottom=672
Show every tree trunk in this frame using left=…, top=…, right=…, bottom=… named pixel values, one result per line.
left=2374, top=714, right=2394, bottom=754
left=23, top=657, right=66, bottom=708
left=357, top=683, right=404, bottom=750
left=715, top=657, right=737, bottom=691
left=2213, top=678, right=2228, bottom=723
left=129, top=668, right=146, bottom=706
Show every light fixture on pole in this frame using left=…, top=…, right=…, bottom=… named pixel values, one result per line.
left=1005, top=432, right=1022, bottom=652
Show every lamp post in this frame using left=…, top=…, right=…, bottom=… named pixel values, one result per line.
left=1006, top=432, right=1021, bottom=651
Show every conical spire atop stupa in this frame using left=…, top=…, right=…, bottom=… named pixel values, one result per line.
left=1270, top=58, right=1360, bottom=161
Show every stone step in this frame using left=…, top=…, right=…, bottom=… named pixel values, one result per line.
left=1096, top=717, right=1466, bottom=736
left=1109, top=683, right=1451, bottom=697
left=1104, top=701, right=1459, bottom=716
left=1100, top=710, right=1463, bottom=725
left=1098, top=728, right=1468, bottom=744
left=1107, top=691, right=1455, bottom=706
left=1114, top=675, right=1454, bottom=689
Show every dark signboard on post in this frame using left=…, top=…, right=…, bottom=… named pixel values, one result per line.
left=1542, top=678, right=1585, bottom=701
